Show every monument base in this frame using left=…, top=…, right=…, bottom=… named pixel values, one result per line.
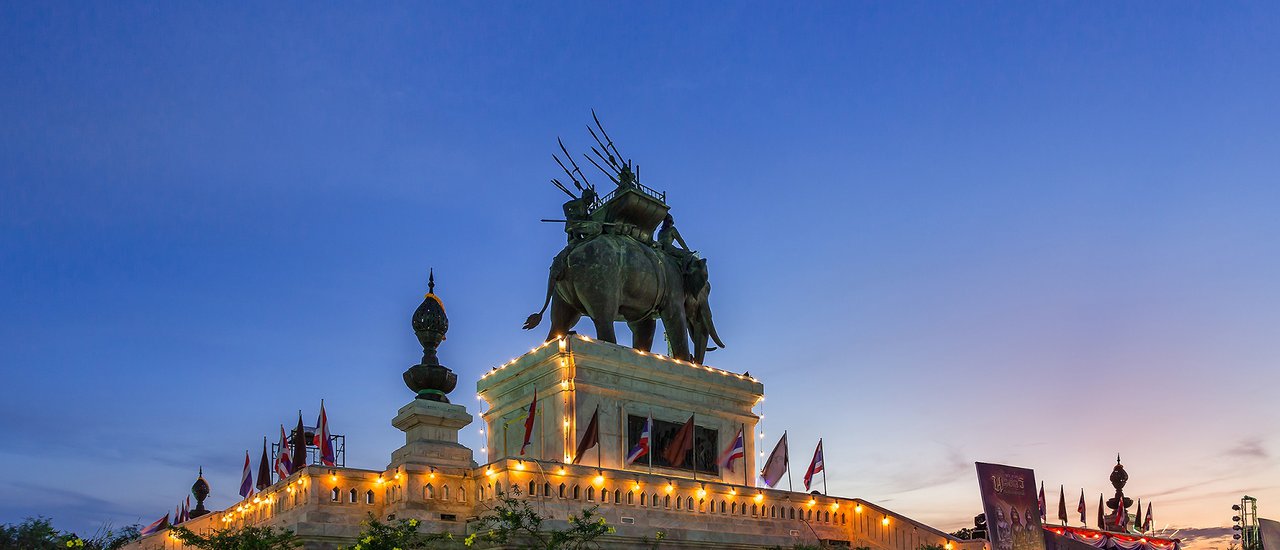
left=388, top=398, right=474, bottom=470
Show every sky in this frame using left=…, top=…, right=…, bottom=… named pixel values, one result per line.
left=1, top=2, right=1278, bottom=548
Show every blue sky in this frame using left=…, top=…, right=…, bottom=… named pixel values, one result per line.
left=2, top=2, right=1278, bottom=546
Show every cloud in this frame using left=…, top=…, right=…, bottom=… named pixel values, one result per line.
left=883, top=446, right=971, bottom=494
left=1175, top=526, right=1234, bottom=541
left=1224, top=438, right=1268, bottom=460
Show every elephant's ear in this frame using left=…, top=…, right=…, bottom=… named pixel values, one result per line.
left=683, top=262, right=708, bottom=294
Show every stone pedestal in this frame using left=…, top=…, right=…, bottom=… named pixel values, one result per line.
left=385, top=399, right=476, bottom=533
left=389, top=399, right=474, bottom=470
left=476, top=334, right=763, bottom=484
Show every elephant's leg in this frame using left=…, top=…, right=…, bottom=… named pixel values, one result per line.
left=629, top=318, right=657, bottom=352
left=546, top=294, right=582, bottom=341
left=591, top=316, right=618, bottom=344
left=661, top=312, right=692, bottom=362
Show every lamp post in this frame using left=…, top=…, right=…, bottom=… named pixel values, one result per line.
left=1232, top=496, right=1259, bottom=550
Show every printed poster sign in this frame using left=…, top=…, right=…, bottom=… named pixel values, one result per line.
left=976, top=462, right=1047, bottom=550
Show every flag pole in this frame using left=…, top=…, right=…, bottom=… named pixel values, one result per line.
left=822, top=438, right=827, bottom=496
left=742, top=423, right=748, bottom=489
left=647, top=412, right=653, bottom=474
left=692, top=412, right=698, bottom=483
left=595, top=404, right=602, bottom=469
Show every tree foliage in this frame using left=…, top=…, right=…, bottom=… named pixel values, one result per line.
left=466, top=495, right=613, bottom=550
left=170, top=525, right=300, bottom=550
left=0, top=517, right=139, bottom=550
left=342, top=515, right=454, bottom=550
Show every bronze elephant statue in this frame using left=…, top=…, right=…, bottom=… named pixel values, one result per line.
left=524, top=234, right=723, bottom=363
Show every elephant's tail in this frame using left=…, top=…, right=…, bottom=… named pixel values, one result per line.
left=523, top=261, right=558, bottom=330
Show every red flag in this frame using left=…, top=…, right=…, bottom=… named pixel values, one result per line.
left=1096, top=494, right=1104, bottom=529
left=661, top=415, right=696, bottom=468
left=802, top=439, right=824, bottom=491
left=519, top=390, right=537, bottom=456
left=1057, top=485, right=1068, bottom=525
left=571, top=407, right=599, bottom=465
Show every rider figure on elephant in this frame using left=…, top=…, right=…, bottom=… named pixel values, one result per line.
left=561, top=187, right=601, bottom=244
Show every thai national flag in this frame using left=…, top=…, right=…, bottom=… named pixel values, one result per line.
left=139, top=513, right=169, bottom=536
left=802, top=439, right=824, bottom=490
left=718, top=427, right=746, bottom=473
left=314, top=401, right=336, bottom=466
left=239, top=450, right=254, bottom=498
left=274, top=425, right=293, bottom=480
left=625, top=415, right=652, bottom=464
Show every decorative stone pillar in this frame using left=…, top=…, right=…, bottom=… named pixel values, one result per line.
left=386, top=272, right=475, bottom=529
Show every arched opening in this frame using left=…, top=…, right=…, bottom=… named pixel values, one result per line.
left=330, top=488, right=340, bottom=502
left=442, top=485, right=450, bottom=500
left=614, top=489, right=621, bottom=503
left=349, top=488, right=357, bottom=503
left=425, top=484, right=435, bottom=499
left=572, top=485, right=580, bottom=500
left=529, top=481, right=537, bottom=496
left=365, top=490, right=375, bottom=505
left=586, top=487, right=595, bottom=501
left=559, top=483, right=566, bottom=498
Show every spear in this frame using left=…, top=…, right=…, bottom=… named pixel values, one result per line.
left=587, top=127, right=622, bottom=171
left=557, top=137, right=592, bottom=190
left=591, top=108, right=625, bottom=162
left=590, top=146, right=621, bottom=175
left=549, top=179, right=576, bottom=198
left=583, top=153, right=620, bottom=184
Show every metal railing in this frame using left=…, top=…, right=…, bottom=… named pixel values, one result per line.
left=590, top=181, right=667, bottom=211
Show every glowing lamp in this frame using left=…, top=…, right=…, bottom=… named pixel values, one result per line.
left=882, top=516, right=890, bottom=526
left=558, top=467, right=566, bottom=475
left=665, top=483, right=674, bottom=493
left=856, top=504, right=863, bottom=513
left=515, top=461, right=525, bottom=471
left=754, top=492, right=764, bottom=503
left=376, top=476, right=384, bottom=484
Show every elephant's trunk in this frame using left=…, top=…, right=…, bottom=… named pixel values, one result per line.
left=702, top=301, right=726, bottom=349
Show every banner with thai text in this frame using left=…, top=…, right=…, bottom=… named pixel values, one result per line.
left=977, top=462, right=1048, bottom=550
